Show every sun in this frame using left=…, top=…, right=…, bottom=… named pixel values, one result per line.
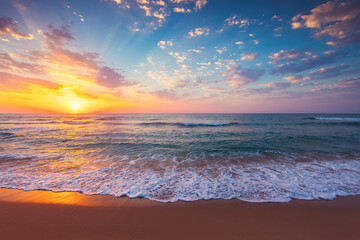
left=69, top=100, right=83, bottom=113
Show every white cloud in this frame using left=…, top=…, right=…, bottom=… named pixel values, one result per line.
left=153, top=0, right=166, bottom=6
left=173, top=7, right=191, bottom=13
left=137, top=0, right=149, bottom=4
left=241, top=52, right=259, bottom=61
left=169, top=51, right=187, bottom=62
left=170, top=0, right=208, bottom=11
left=188, top=49, right=202, bottom=53
left=225, top=15, right=250, bottom=28
left=216, top=47, right=227, bottom=54
left=187, top=27, right=210, bottom=37
left=158, top=40, right=173, bottom=49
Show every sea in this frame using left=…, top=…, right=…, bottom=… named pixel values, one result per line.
left=0, top=113, right=359, bottom=203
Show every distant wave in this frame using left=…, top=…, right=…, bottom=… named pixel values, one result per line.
left=302, top=117, right=360, bottom=126
left=305, top=117, right=360, bottom=121
left=139, top=122, right=239, bottom=127
left=61, top=120, right=95, bottom=125
left=299, top=121, right=360, bottom=127
left=179, top=122, right=238, bottom=126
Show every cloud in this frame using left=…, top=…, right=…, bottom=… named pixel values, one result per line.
left=173, top=7, right=191, bottom=13
left=168, top=52, right=187, bottom=62
left=225, top=15, right=250, bottom=28
left=283, top=75, right=311, bottom=83
left=241, top=52, right=259, bottom=61
left=218, top=15, right=254, bottom=33
left=171, top=0, right=207, bottom=10
left=260, top=82, right=291, bottom=89
left=273, top=26, right=283, bottom=37
left=268, top=49, right=309, bottom=64
left=40, top=25, right=135, bottom=89
left=187, top=27, right=210, bottom=37
left=158, top=40, right=173, bottom=49
left=311, top=76, right=360, bottom=93
left=0, top=16, right=34, bottom=40
left=216, top=47, right=227, bottom=54
left=197, top=62, right=211, bottom=65
left=96, top=66, right=133, bottom=88
left=139, top=5, right=152, bottom=16
left=337, top=76, right=360, bottom=87
left=308, top=63, right=360, bottom=79
left=153, top=0, right=166, bottom=6
left=172, top=79, right=191, bottom=88
left=253, top=40, right=259, bottom=45
left=292, top=0, right=360, bottom=46
left=188, top=49, right=202, bottom=53
left=195, top=0, right=207, bottom=11
left=292, top=0, right=360, bottom=29
left=44, top=25, right=74, bottom=45
left=65, top=4, right=85, bottom=22
left=0, top=72, right=60, bottom=91
left=108, top=0, right=206, bottom=32
left=148, top=89, right=179, bottom=100
left=271, top=15, right=283, bottom=21
left=0, top=53, right=44, bottom=74
left=270, top=49, right=346, bottom=75
left=315, top=18, right=360, bottom=46
left=235, top=41, right=244, bottom=45
left=223, top=63, right=265, bottom=88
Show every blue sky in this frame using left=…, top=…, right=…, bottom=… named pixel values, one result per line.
left=0, top=0, right=359, bottom=113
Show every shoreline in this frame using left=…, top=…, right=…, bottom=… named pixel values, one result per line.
left=0, top=188, right=359, bottom=240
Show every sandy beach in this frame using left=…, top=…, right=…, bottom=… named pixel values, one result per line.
left=0, top=188, right=359, bottom=240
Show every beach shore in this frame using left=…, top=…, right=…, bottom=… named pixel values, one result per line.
left=0, top=188, right=359, bottom=240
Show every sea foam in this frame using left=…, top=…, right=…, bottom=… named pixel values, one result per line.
left=0, top=153, right=359, bottom=203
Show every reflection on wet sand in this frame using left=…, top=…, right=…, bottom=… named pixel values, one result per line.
left=0, top=188, right=160, bottom=207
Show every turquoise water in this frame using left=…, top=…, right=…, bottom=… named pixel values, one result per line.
left=0, top=113, right=359, bottom=202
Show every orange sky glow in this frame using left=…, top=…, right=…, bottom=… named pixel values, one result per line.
left=1, top=0, right=360, bottom=113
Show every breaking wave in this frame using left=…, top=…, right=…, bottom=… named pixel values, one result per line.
left=139, top=122, right=239, bottom=127
left=0, top=152, right=359, bottom=203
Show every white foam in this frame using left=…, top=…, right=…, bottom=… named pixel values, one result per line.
left=315, top=117, right=360, bottom=121
left=0, top=153, right=359, bottom=203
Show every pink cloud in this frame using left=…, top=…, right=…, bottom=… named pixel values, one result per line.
left=241, top=52, right=259, bottom=61
left=223, top=63, right=264, bottom=88
left=270, top=50, right=345, bottom=75
left=0, top=16, right=33, bottom=40
left=0, top=72, right=60, bottom=91
left=292, top=0, right=360, bottom=46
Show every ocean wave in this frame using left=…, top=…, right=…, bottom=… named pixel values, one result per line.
left=139, top=122, right=239, bottom=127
left=0, top=153, right=359, bottom=203
left=60, top=120, right=95, bottom=125
left=299, top=121, right=360, bottom=127
left=305, top=117, right=360, bottom=121
left=0, top=132, right=17, bottom=139
left=0, top=120, right=96, bottom=125
left=179, top=122, right=238, bottom=127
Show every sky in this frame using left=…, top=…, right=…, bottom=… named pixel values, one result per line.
left=0, top=0, right=360, bottom=113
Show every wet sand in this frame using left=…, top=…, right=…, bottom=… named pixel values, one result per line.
left=0, top=188, right=359, bottom=240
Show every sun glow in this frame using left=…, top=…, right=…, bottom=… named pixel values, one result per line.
left=67, top=97, right=85, bottom=113
left=70, top=101, right=82, bottom=111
